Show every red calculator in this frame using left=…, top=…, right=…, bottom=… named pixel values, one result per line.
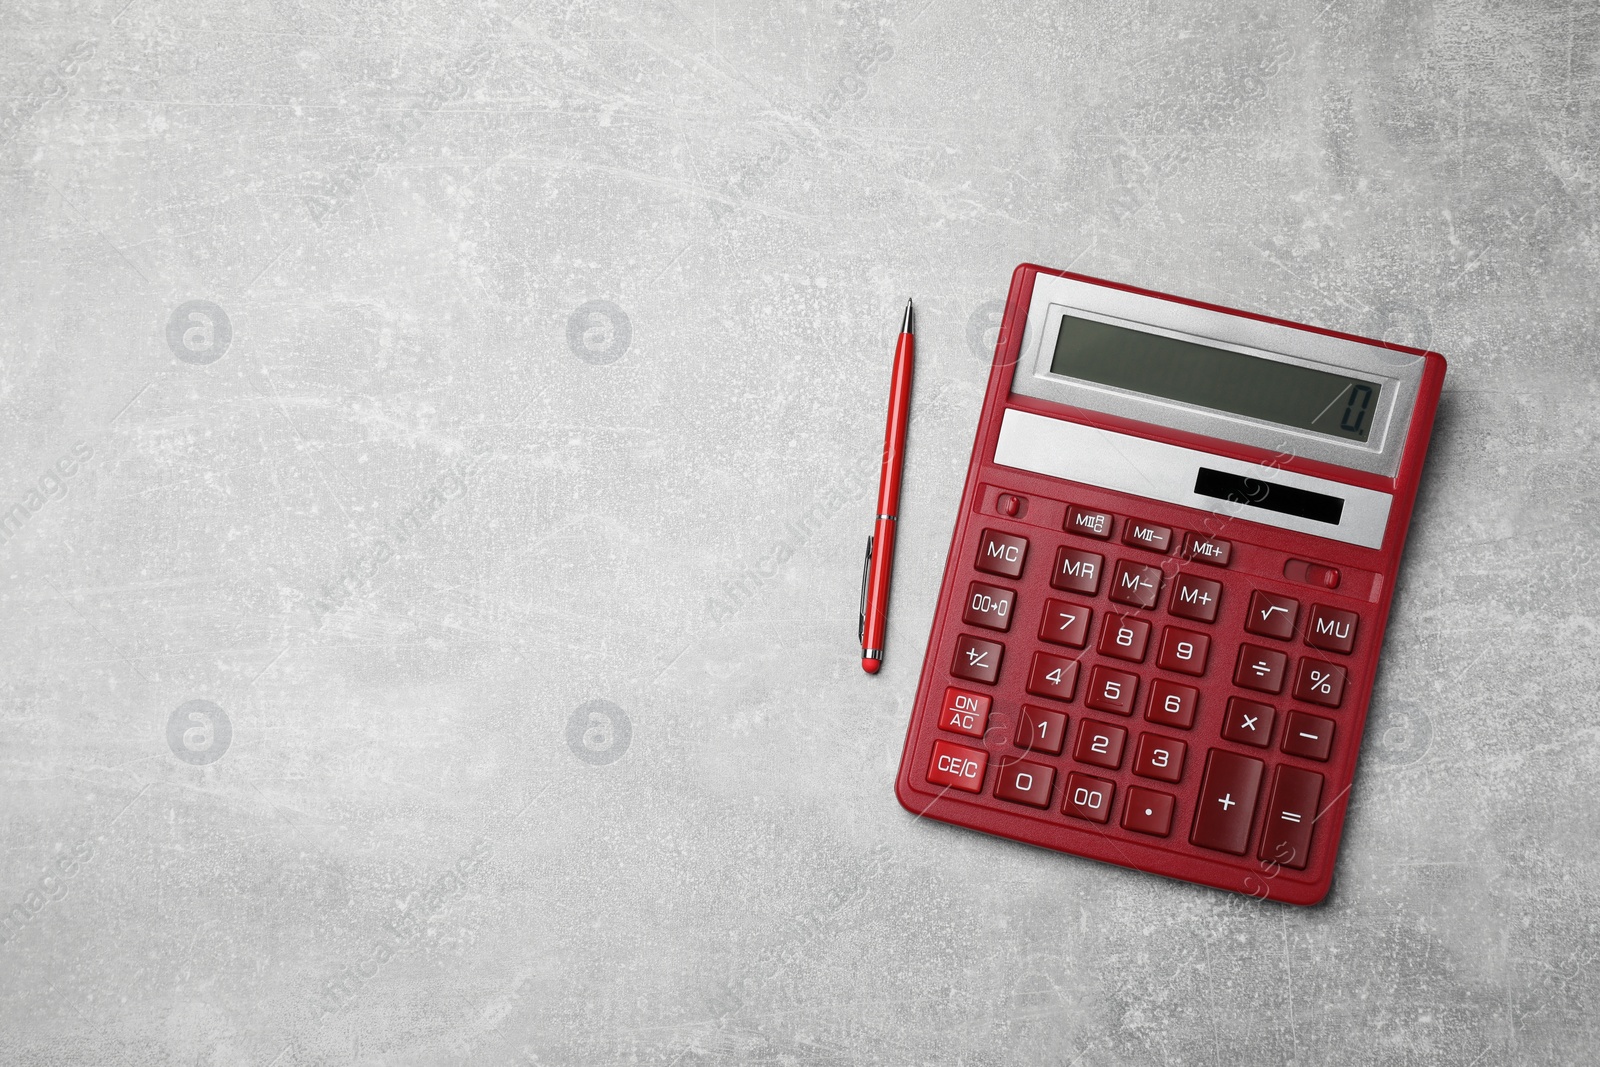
left=894, top=264, right=1446, bottom=904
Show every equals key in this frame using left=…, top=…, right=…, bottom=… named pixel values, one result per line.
left=1258, top=766, right=1325, bottom=871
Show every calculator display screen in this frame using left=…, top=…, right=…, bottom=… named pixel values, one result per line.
left=1050, top=315, right=1382, bottom=442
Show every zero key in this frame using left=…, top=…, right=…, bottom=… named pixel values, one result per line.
left=1190, top=749, right=1265, bottom=855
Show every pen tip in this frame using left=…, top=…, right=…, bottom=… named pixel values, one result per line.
left=861, top=657, right=881, bottom=674
left=900, top=299, right=914, bottom=336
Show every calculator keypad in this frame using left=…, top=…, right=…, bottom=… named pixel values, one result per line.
left=1191, top=750, right=1265, bottom=854
left=1016, top=705, right=1068, bottom=754
left=963, top=581, right=1016, bottom=631
left=1109, top=560, right=1163, bottom=609
left=916, top=493, right=1372, bottom=899
left=1051, top=548, right=1104, bottom=595
left=1026, top=652, right=1080, bottom=702
left=1245, top=591, right=1300, bottom=640
left=1039, top=600, right=1092, bottom=648
left=951, top=635, right=1005, bottom=685
left=1097, top=614, right=1151, bottom=662
left=1085, top=666, right=1139, bottom=715
left=1073, top=720, right=1127, bottom=770
left=995, top=758, right=1055, bottom=808
left=1169, top=574, right=1222, bottom=622
left=1155, top=626, right=1210, bottom=676
left=1234, top=644, right=1289, bottom=694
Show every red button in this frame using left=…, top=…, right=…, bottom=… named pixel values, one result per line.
left=1293, top=658, right=1347, bottom=708
left=1221, top=697, right=1275, bottom=748
left=1122, top=786, right=1176, bottom=836
left=1050, top=547, right=1104, bottom=595
left=1233, top=643, right=1289, bottom=694
left=1182, top=533, right=1232, bottom=566
left=997, top=493, right=1025, bottom=518
left=1190, top=749, right=1265, bottom=855
left=1109, top=560, right=1163, bottom=609
left=1133, top=732, right=1187, bottom=783
left=1072, top=719, right=1127, bottom=770
left=1169, top=574, right=1222, bottom=623
left=951, top=634, right=1004, bottom=685
left=975, top=529, right=1028, bottom=578
left=1097, top=613, right=1151, bottom=662
left=1245, top=591, right=1300, bottom=640
left=1063, top=772, right=1115, bottom=823
left=1066, top=506, right=1114, bottom=540
left=1084, top=665, right=1138, bottom=715
left=1025, top=651, right=1080, bottom=702
left=994, top=757, right=1055, bottom=808
left=1145, top=679, right=1199, bottom=729
left=1281, top=711, right=1335, bottom=761
left=1284, top=558, right=1340, bottom=589
left=1016, top=705, right=1068, bottom=755
left=1305, top=605, right=1359, bottom=654
left=1155, top=626, right=1210, bottom=676
left=962, top=581, right=1016, bottom=632
left=938, top=686, right=991, bottom=739
left=927, top=740, right=988, bottom=792
left=1038, top=599, right=1091, bottom=648
left=1259, top=765, right=1324, bottom=870
left=1122, top=520, right=1172, bottom=553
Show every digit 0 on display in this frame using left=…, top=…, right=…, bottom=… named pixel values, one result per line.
left=896, top=265, right=1445, bottom=905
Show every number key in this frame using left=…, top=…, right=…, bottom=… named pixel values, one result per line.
left=1016, top=705, right=1068, bottom=755
left=1133, top=732, right=1187, bottom=783
left=1084, top=665, right=1138, bottom=715
left=994, top=758, right=1055, bottom=808
left=1039, top=599, right=1091, bottom=648
left=1026, top=651, right=1080, bottom=702
left=1063, top=772, right=1115, bottom=823
left=1155, top=626, right=1210, bottom=676
left=1073, top=720, right=1127, bottom=770
left=1097, top=613, right=1151, bottom=662
left=1145, top=679, right=1198, bottom=729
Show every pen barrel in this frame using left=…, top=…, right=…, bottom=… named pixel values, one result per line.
left=861, top=515, right=897, bottom=651
left=874, top=333, right=915, bottom=517
left=863, top=330, right=914, bottom=658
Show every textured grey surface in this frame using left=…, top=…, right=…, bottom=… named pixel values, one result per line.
left=2, top=0, right=1597, bottom=1063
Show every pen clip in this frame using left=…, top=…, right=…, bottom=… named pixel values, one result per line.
left=858, top=535, right=873, bottom=644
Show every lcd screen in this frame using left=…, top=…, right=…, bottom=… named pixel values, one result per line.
left=1050, top=314, right=1381, bottom=442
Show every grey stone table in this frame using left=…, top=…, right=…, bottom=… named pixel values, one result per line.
left=2, top=1, right=1596, bottom=1064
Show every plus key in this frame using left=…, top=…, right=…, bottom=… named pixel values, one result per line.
left=1191, top=749, right=1265, bottom=855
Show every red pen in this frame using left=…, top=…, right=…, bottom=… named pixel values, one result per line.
left=860, top=299, right=915, bottom=674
